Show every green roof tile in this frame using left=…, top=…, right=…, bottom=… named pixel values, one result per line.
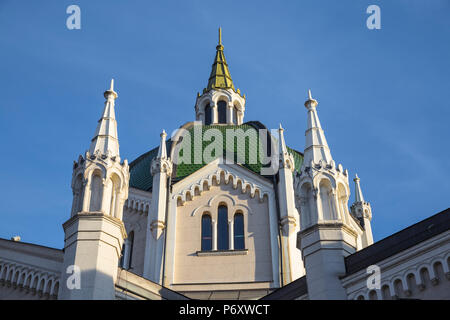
left=129, top=123, right=303, bottom=192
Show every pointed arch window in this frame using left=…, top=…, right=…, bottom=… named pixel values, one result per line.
left=201, top=214, right=212, bottom=251
left=89, top=174, right=103, bottom=212
left=127, top=231, right=134, bottom=269
left=217, top=205, right=229, bottom=250
left=218, top=101, right=227, bottom=124
left=233, top=212, right=245, bottom=250
left=205, top=104, right=212, bottom=125
left=120, top=231, right=134, bottom=269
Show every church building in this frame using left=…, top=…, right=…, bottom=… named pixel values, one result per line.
left=0, top=30, right=449, bottom=300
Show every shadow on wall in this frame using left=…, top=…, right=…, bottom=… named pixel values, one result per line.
left=235, top=189, right=273, bottom=285
left=58, top=268, right=116, bottom=300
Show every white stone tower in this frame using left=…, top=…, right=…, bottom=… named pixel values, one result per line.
left=351, top=174, right=373, bottom=247
left=59, top=80, right=129, bottom=300
left=194, top=28, right=246, bottom=125
left=143, top=129, right=172, bottom=283
left=295, top=90, right=359, bottom=300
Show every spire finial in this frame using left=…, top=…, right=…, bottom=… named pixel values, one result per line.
left=91, top=80, right=120, bottom=157
left=207, top=27, right=234, bottom=91
left=279, top=123, right=284, bottom=131
left=354, top=174, right=365, bottom=202
left=104, top=78, right=118, bottom=100
left=304, top=88, right=318, bottom=109
left=157, top=129, right=168, bottom=159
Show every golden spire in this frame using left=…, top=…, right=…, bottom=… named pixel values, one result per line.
left=206, top=28, right=234, bottom=91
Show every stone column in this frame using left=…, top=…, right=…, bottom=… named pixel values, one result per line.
left=212, top=219, right=218, bottom=250
left=228, top=220, right=234, bottom=250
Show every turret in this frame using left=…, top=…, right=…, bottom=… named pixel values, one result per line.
left=351, top=174, right=373, bottom=247
left=195, top=28, right=246, bottom=125
left=59, top=80, right=129, bottom=300
left=277, top=124, right=304, bottom=283
left=143, top=129, right=173, bottom=283
left=295, top=90, right=358, bottom=299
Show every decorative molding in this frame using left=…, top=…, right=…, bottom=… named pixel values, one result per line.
left=343, top=232, right=450, bottom=300
left=0, top=259, right=60, bottom=299
left=173, top=167, right=269, bottom=206
left=196, top=249, right=248, bottom=257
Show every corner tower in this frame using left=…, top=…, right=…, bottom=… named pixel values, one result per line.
left=195, top=28, right=246, bottom=125
left=59, top=80, right=129, bottom=300
left=351, top=174, right=374, bottom=247
left=295, top=90, right=360, bottom=299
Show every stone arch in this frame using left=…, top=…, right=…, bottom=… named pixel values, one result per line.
left=12, top=269, right=20, bottom=287
left=432, top=260, right=445, bottom=284
left=419, top=265, right=433, bottom=286
left=71, top=173, right=84, bottom=216
left=405, top=272, right=419, bottom=295
left=89, top=169, right=103, bottom=212
left=37, top=277, right=46, bottom=294
left=368, top=290, right=378, bottom=300
left=318, top=178, right=337, bottom=221
left=175, top=169, right=267, bottom=205
left=24, top=273, right=32, bottom=289
left=392, top=277, right=407, bottom=298
left=18, top=269, right=28, bottom=287
left=84, top=164, right=107, bottom=182
left=355, top=293, right=366, bottom=300
left=381, top=284, right=392, bottom=300
left=299, top=182, right=314, bottom=229
left=108, top=172, right=122, bottom=218
left=51, top=281, right=59, bottom=298
left=43, top=277, right=52, bottom=295
left=6, top=266, right=14, bottom=283
left=31, top=274, right=39, bottom=292
left=212, top=91, right=232, bottom=105
left=337, top=182, right=349, bottom=223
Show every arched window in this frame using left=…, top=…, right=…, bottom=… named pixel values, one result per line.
left=119, top=245, right=125, bottom=267
left=127, top=231, right=134, bottom=269
left=201, top=214, right=212, bottom=251
left=218, top=101, right=227, bottom=124
left=233, top=107, right=238, bottom=124
left=234, top=213, right=245, bottom=249
left=71, top=175, right=84, bottom=216
left=89, top=174, right=103, bottom=212
left=217, top=205, right=229, bottom=250
left=205, top=104, right=212, bottom=125
left=119, top=230, right=134, bottom=269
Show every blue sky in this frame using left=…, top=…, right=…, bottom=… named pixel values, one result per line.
left=0, top=1, right=449, bottom=249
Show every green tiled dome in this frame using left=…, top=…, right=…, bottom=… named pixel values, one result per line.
left=129, top=122, right=303, bottom=192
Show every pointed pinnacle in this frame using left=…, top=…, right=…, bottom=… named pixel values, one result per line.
left=110, top=78, right=114, bottom=91
left=308, top=89, right=312, bottom=100
left=279, top=123, right=284, bottom=131
left=354, top=174, right=360, bottom=182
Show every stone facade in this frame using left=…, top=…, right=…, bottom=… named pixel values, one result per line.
left=0, top=31, right=448, bottom=300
